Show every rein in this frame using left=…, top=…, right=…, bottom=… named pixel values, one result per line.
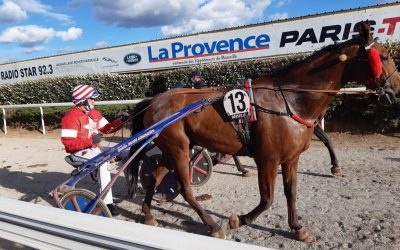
left=118, top=73, right=384, bottom=134
left=104, top=98, right=154, bottom=145
left=169, top=83, right=371, bottom=128
left=225, top=82, right=374, bottom=128
left=237, top=79, right=377, bottom=128
left=251, top=85, right=374, bottom=95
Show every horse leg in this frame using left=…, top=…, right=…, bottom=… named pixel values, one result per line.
left=173, top=158, right=225, bottom=238
left=229, top=159, right=278, bottom=229
left=233, top=156, right=250, bottom=177
left=314, top=124, right=340, bottom=175
left=141, top=166, right=169, bottom=226
left=281, top=157, right=316, bottom=242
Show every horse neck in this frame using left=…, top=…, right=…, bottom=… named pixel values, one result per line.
left=276, top=52, right=346, bottom=121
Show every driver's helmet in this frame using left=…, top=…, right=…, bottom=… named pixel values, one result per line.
left=71, top=84, right=99, bottom=104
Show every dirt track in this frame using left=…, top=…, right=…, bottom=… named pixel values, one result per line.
left=0, top=130, right=399, bottom=249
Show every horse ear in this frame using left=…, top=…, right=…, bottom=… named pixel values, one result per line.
left=357, top=20, right=373, bottom=45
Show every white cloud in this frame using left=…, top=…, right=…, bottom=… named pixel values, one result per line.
left=90, top=0, right=198, bottom=27
left=89, top=0, right=272, bottom=36
left=56, top=27, right=82, bottom=41
left=95, top=41, right=108, bottom=48
left=275, top=0, right=290, bottom=7
left=0, top=25, right=55, bottom=47
left=14, top=0, right=72, bottom=23
left=23, top=45, right=44, bottom=53
left=0, top=25, right=82, bottom=47
left=0, top=0, right=27, bottom=23
left=162, top=0, right=272, bottom=36
left=55, top=46, right=74, bottom=54
left=268, top=12, right=288, bottom=21
left=0, top=56, right=19, bottom=64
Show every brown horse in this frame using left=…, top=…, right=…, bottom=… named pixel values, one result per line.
left=128, top=21, right=399, bottom=242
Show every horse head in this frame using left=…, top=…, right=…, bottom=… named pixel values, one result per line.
left=342, top=21, right=399, bottom=102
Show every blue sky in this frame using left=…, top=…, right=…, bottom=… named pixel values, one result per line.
left=0, top=0, right=397, bottom=63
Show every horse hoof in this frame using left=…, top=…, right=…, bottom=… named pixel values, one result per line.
left=241, top=171, right=251, bottom=177
left=144, top=216, right=158, bottom=227
left=229, top=213, right=240, bottom=229
left=331, top=165, right=341, bottom=176
left=294, top=227, right=316, bottom=243
left=210, top=229, right=226, bottom=239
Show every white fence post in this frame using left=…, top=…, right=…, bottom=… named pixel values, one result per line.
left=321, top=117, right=325, bottom=130
left=2, top=108, right=6, bottom=135
left=39, top=107, right=46, bottom=135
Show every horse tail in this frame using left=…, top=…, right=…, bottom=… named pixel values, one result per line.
left=126, top=98, right=152, bottom=199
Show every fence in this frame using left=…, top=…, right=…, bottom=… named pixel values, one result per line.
left=0, top=99, right=145, bottom=135
left=0, top=87, right=367, bottom=135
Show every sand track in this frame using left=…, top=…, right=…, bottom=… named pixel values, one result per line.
left=0, top=130, right=399, bottom=249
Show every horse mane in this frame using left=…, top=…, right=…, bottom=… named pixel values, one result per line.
left=271, top=36, right=361, bottom=77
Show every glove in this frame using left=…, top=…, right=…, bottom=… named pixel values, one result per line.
left=92, top=134, right=103, bottom=144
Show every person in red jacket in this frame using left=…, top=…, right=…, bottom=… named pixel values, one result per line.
left=61, top=84, right=125, bottom=216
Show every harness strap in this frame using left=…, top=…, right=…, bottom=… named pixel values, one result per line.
left=290, top=114, right=315, bottom=128
left=279, top=83, right=316, bottom=128
left=251, top=102, right=289, bottom=116
left=231, top=116, right=253, bottom=156
left=251, top=102, right=315, bottom=128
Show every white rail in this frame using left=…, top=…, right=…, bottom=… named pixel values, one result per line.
left=0, top=87, right=367, bottom=135
left=0, top=99, right=145, bottom=135
left=0, top=197, right=269, bottom=250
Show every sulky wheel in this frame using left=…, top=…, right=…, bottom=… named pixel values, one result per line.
left=189, top=146, right=213, bottom=187
left=139, top=154, right=180, bottom=202
left=59, top=188, right=112, bottom=217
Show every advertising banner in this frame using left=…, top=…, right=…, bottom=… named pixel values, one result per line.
left=0, top=3, right=399, bottom=84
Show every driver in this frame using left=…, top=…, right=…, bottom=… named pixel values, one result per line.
left=191, top=70, right=207, bottom=89
left=61, top=84, right=127, bottom=216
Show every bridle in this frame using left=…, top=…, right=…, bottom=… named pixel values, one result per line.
left=376, top=68, right=399, bottom=103
left=363, top=38, right=399, bottom=103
